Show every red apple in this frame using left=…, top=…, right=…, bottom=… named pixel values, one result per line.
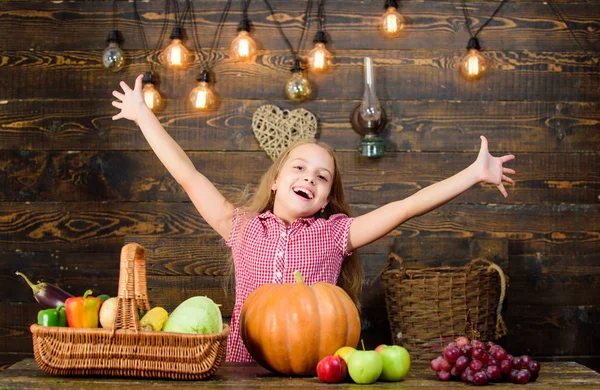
left=316, top=355, right=348, bottom=383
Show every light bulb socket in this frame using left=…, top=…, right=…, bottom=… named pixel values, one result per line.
left=237, top=18, right=251, bottom=32
left=197, top=69, right=210, bottom=83
left=106, top=30, right=122, bottom=44
left=291, top=58, right=304, bottom=73
left=142, top=71, right=155, bottom=85
left=313, top=30, right=328, bottom=44
left=467, top=37, right=481, bottom=51
left=170, top=26, right=184, bottom=40
left=384, top=0, right=399, bottom=9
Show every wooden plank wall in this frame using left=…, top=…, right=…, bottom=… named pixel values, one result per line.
left=0, top=0, right=599, bottom=369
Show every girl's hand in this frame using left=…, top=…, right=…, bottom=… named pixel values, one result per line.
left=111, top=74, right=146, bottom=122
left=475, top=135, right=516, bottom=198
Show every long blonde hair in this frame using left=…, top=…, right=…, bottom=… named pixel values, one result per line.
left=227, top=139, right=363, bottom=307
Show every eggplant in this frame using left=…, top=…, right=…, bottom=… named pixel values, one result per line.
left=15, top=271, right=73, bottom=308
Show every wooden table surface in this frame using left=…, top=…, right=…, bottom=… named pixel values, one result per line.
left=1, top=359, right=599, bottom=389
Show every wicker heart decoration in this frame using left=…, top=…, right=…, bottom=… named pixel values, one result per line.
left=251, top=104, right=317, bottom=161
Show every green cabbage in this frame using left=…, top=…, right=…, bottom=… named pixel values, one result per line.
left=162, top=296, right=223, bottom=334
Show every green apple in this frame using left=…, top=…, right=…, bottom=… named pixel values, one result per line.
left=334, top=346, right=356, bottom=364
left=376, top=344, right=411, bottom=381
left=347, top=350, right=383, bottom=384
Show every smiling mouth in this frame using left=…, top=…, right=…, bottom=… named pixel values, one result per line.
left=293, top=187, right=314, bottom=199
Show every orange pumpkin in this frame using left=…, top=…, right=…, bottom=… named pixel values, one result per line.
left=240, top=270, right=361, bottom=376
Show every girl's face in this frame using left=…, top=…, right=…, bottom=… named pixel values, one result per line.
left=271, top=143, right=335, bottom=224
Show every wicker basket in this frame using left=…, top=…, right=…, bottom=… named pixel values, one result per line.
left=31, top=242, right=229, bottom=379
left=380, top=253, right=508, bottom=362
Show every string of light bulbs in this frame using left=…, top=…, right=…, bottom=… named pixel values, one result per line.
left=133, top=0, right=171, bottom=111
left=460, top=0, right=507, bottom=81
left=187, top=0, right=233, bottom=110
left=262, top=0, right=314, bottom=102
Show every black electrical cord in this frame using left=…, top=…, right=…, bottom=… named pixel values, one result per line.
left=188, top=0, right=233, bottom=71
left=112, top=0, right=118, bottom=32
left=262, top=0, right=314, bottom=62
left=462, top=0, right=507, bottom=39
left=546, top=0, right=597, bottom=64
left=242, top=0, right=249, bottom=23
left=172, top=0, right=191, bottom=29
left=133, top=0, right=171, bottom=73
left=317, top=0, right=326, bottom=32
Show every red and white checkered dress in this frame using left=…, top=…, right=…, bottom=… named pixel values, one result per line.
left=225, top=209, right=353, bottom=362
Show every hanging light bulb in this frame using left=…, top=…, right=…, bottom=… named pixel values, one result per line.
left=285, top=59, right=312, bottom=102
left=231, top=17, right=257, bottom=61
left=460, top=37, right=488, bottom=80
left=307, top=31, right=332, bottom=72
left=102, top=30, right=125, bottom=72
left=380, top=0, right=405, bottom=38
left=159, top=27, right=192, bottom=68
left=141, top=72, right=163, bottom=112
left=189, top=70, right=216, bottom=110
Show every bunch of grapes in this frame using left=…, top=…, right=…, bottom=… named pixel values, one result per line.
left=429, top=337, right=541, bottom=385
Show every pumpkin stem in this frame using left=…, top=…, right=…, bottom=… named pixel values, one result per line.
left=293, top=270, right=305, bottom=284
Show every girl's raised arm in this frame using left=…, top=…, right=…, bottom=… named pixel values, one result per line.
left=112, top=74, right=235, bottom=240
left=347, top=136, right=515, bottom=251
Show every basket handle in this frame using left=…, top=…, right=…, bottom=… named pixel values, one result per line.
left=371, top=252, right=407, bottom=287
left=113, top=243, right=151, bottom=332
left=466, top=258, right=508, bottom=339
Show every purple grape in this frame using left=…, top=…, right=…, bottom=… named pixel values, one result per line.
left=508, top=369, right=520, bottom=383
left=461, top=369, right=469, bottom=383
left=488, top=343, right=500, bottom=354
left=480, top=351, right=490, bottom=365
left=439, top=357, right=452, bottom=372
left=472, top=340, right=486, bottom=350
left=513, top=356, right=523, bottom=370
left=470, top=359, right=483, bottom=372
left=473, top=371, right=489, bottom=386
left=460, top=344, right=473, bottom=357
left=444, top=342, right=457, bottom=351
left=472, top=347, right=485, bottom=360
left=528, top=360, right=541, bottom=374
left=464, top=366, right=474, bottom=377
left=430, top=357, right=443, bottom=372
left=444, top=347, right=460, bottom=363
left=450, top=365, right=460, bottom=378
left=516, top=369, right=531, bottom=384
left=455, top=355, right=470, bottom=371
left=487, top=357, right=499, bottom=367
left=520, top=355, right=533, bottom=367
left=455, top=336, right=470, bottom=348
left=530, top=371, right=539, bottom=382
left=437, top=370, right=451, bottom=381
left=486, top=365, right=502, bottom=381
left=499, top=359, right=513, bottom=375
left=493, top=347, right=508, bottom=361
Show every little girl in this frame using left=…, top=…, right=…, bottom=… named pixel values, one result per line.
left=112, top=74, right=516, bottom=362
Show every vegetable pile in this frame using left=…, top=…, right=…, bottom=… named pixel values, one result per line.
left=16, top=271, right=223, bottom=334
